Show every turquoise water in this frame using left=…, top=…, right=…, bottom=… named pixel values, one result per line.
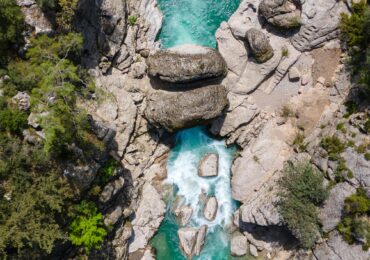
left=151, top=127, right=238, bottom=259
left=157, top=0, right=241, bottom=48
left=152, top=0, right=242, bottom=258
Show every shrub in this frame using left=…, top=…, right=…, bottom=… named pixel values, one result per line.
left=340, top=0, right=370, bottom=91
left=293, top=132, right=307, bottom=152
left=321, top=135, right=346, bottom=161
left=128, top=15, right=137, bottom=26
left=280, top=105, right=293, bottom=118
left=279, top=163, right=328, bottom=249
left=0, top=107, right=28, bottom=134
left=344, top=188, right=370, bottom=215
left=0, top=0, right=25, bottom=66
left=336, top=122, right=347, bottom=134
left=281, top=47, right=289, bottom=57
left=69, top=201, right=107, bottom=252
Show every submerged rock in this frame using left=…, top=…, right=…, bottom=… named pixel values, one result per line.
left=145, top=85, right=228, bottom=132
left=259, top=0, right=301, bottom=29
left=204, top=196, right=218, bottom=221
left=147, top=44, right=227, bottom=83
left=246, top=29, right=274, bottom=63
left=198, top=153, right=219, bottom=177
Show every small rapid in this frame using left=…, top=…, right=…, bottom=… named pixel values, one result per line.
left=151, top=127, right=237, bottom=259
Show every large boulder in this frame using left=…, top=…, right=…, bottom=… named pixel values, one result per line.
left=144, top=85, right=228, bottom=132
left=259, top=0, right=301, bottom=29
left=246, top=29, right=274, bottom=63
left=147, top=44, right=227, bottom=83
left=198, top=153, right=219, bottom=177
left=230, top=234, right=248, bottom=256
left=204, top=197, right=218, bottom=221
left=178, top=225, right=207, bottom=258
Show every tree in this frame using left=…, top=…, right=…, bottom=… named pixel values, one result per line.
left=0, top=0, right=25, bottom=66
left=279, top=163, right=328, bottom=249
left=340, top=0, right=370, bottom=91
left=69, top=201, right=107, bottom=252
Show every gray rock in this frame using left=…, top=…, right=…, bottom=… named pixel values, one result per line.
left=319, top=182, right=356, bottom=232
left=230, top=234, right=248, bottom=256
left=129, top=183, right=166, bottom=253
left=174, top=205, right=193, bottom=226
left=104, top=206, right=122, bottom=226
left=194, top=225, right=207, bottom=256
left=99, top=176, right=125, bottom=203
left=113, top=222, right=132, bottom=260
left=249, top=244, right=258, bottom=257
left=17, top=0, right=53, bottom=35
left=342, top=148, right=370, bottom=193
left=12, top=92, right=30, bottom=111
left=147, top=44, right=227, bottom=83
left=198, top=153, right=219, bottom=177
left=145, top=85, right=228, bottom=132
left=259, top=0, right=301, bottom=29
left=204, top=196, right=218, bottom=221
left=178, top=225, right=207, bottom=258
left=246, top=29, right=274, bottom=63
left=64, top=163, right=100, bottom=192
left=130, top=60, right=147, bottom=79
left=313, top=231, right=370, bottom=260
left=178, top=227, right=198, bottom=257
left=291, top=3, right=347, bottom=51
left=288, top=66, right=300, bottom=81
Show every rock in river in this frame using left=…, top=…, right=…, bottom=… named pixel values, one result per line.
left=204, top=196, right=218, bottom=221
left=147, top=44, right=227, bottom=83
left=145, top=85, right=228, bottom=132
left=198, top=153, right=219, bottom=177
left=178, top=225, right=207, bottom=258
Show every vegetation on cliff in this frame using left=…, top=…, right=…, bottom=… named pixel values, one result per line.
left=0, top=0, right=111, bottom=257
left=279, top=163, right=328, bottom=249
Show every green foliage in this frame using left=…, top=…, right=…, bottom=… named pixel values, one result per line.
left=0, top=107, right=27, bottom=135
left=340, top=0, right=370, bottom=91
left=338, top=188, right=370, bottom=250
left=35, top=0, right=57, bottom=12
left=69, top=201, right=107, bottom=252
left=0, top=0, right=25, bottom=66
left=281, top=47, right=289, bottom=57
left=279, top=163, right=328, bottom=249
left=280, top=105, right=293, bottom=118
left=56, top=0, right=79, bottom=32
left=344, top=100, right=359, bottom=118
left=336, top=122, right=347, bottom=134
left=0, top=135, right=73, bottom=257
left=98, top=158, right=118, bottom=185
left=293, top=132, right=307, bottom=152
left=321, top=135, right=346, bottom=161
left=128, top=15, right=137, bottom=26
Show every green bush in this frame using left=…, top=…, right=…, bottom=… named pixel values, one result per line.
left=279, top=163, right=328, bottom=249
left=0, top=0, right=25, bottom=66
left=340, top=0, right=370, bottom=91
left=0, top=108, right=28, bottom=134
left=128, top=15, right=137, bottom=26
left=344, top=188, right=370, bottom=215
left=69, top=201, right=107, bottom=252
left=321, top=135, right=346, bottom=161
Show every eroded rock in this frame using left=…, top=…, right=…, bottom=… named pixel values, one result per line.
left=231, top=234, right=248, bottom=256
left=174, top=205, right=193, bottom=227
left=178, top=225, right=208, bottom=258
left=145, top=85, right=228, bottom=132
left=147, top=44, right=227, bottom=83
left=204, top=196, right=218, bottom=221
left=246, top=28, right=274, bottom=63
left=259, top=0, right=301, bottom=29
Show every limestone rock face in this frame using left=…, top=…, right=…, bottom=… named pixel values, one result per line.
left=246, top=29, right=274, bottom=63
left=259, top=0, right=301, bottom=29
left=319, top=182, right=356, bottom=232
left=204, top=197, right=218, bottom=221
left=198, top=153, right=219, bottom=177
left=178, top=225, right=207, bottom=258
left=99, top=177, right=125, bottom=203
left=147, top=44, right=227, bottom=83
left=230, top=234, right=248, bottom=256
left=12, top=92, right=31, bottom=111
left=145, top=85, right=228, bottom=132
left=174, top=205, right=193, bottom=227
left=128, top=183, right=166, bottom=253
left=17, top=0, right=53, bottom=35
left=313, top=231, right=370, bottom=260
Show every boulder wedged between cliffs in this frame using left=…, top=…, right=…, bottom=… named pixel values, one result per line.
left=146, top=44, right=228, bottom=84
left=144, top=84, right=229, bottom=132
